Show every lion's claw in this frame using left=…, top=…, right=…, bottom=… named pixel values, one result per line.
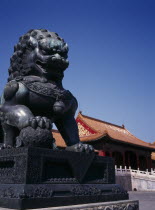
left=29, top=116, right=51, bottom=130
left=35, top=116, right=41, bottom=123
left=66, top=143, right=94, bottom=153
left=31, top=118, right=37, bottom=129
left=43, top=117, right=51, bottom=130
left=38, top=118, right=45, bottom=128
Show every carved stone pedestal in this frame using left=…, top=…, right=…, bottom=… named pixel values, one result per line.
left=0, top=147, right=128, bottom=209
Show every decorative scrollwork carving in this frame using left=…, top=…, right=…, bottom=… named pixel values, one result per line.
left=71, top=186, right=101, bottom=196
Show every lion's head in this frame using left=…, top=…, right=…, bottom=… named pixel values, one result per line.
left=8, top=29, right=69, bottom=82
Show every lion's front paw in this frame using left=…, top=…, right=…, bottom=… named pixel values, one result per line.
left=29, top=116, right=51, bottom=130
left=66, top=143, right=94, bottom=153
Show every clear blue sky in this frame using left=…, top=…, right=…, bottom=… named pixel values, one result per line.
left=0, top=0, right=155, bottom=143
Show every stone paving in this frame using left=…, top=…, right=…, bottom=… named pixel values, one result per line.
left=129, top=191, right=155, bottom=210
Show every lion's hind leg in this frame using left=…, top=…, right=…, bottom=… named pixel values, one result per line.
left=0, top=105, right=34, bottom=148
left=0, top=104, right=54, bottom=148
left=1, top=123, right=19, bottom=148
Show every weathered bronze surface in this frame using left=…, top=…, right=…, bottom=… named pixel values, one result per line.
left=0, top=29, right=130, bottom=209
left=0, top=29, right=93, bottom=152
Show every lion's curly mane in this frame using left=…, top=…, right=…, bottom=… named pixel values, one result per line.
left=8, top=29, right=64, bottom=82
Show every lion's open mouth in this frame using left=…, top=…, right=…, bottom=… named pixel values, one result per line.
left=35, top=59, right=65, bottom=78
left=36, top=60, right=47, bottom=73
left=36, top=56, right=69, bottom=75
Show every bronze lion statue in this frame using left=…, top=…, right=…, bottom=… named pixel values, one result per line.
left=0, top=29, right=93, bottom=152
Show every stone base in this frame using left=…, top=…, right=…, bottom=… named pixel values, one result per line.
left=0, top=147, right=128, bottom=209
left=0, top=183, right=128, bottom=209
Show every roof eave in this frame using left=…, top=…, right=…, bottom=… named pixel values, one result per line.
left=82, top=134, right=155, bottom=151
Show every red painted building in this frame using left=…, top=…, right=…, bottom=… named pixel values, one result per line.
left=53, top=112, right=155, bottom=171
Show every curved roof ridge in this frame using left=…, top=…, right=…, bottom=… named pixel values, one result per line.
left=53, top=111, right=155, bottom=150
left=79, top=112, right=124, bottom=129
left=124, top=127, right=151, bottom=145
left=78, top=112, right=155, bottom=148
